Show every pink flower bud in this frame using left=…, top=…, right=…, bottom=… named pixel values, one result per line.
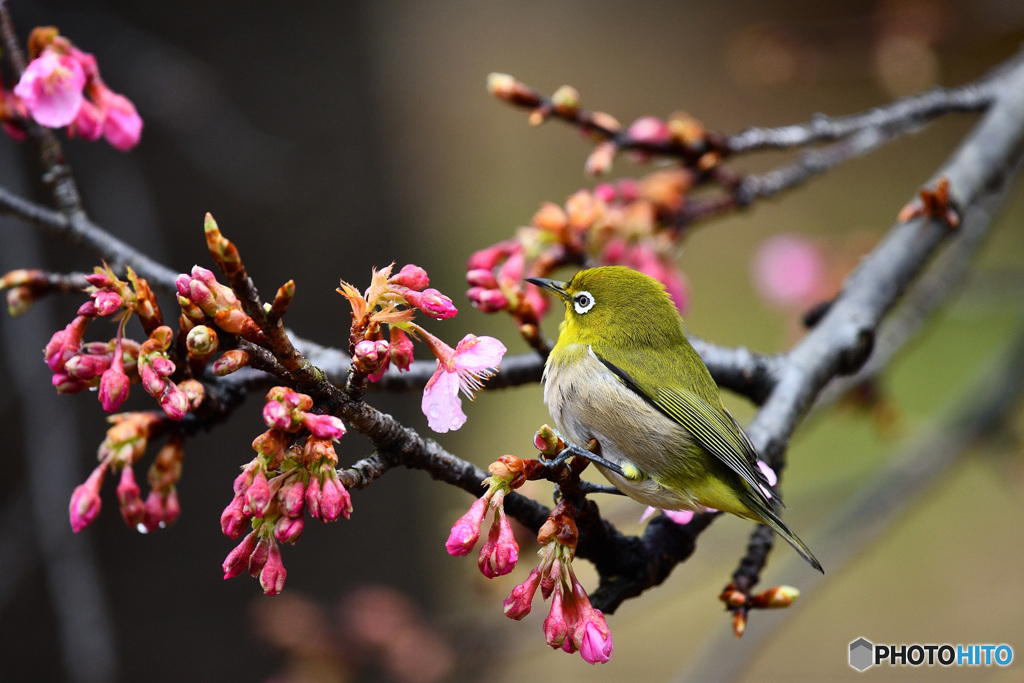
left=212, top=349, right=250, bottom=376
left=405, top=288, right=458, bottom=319
left=220, top=494, right=251, bottom=539
left=466, top=242, right=513, bottom=272
left=116, top=466, right=146, bottom=528
left=498, top=251, right=525, bottom=285
left=140, top=361, right=165, bottom=395
left=65, top=353, right=111, bottom=380
left=163, top=488, right=181, bottom=527
left=274, top=515, right=305, bottom=544
left=45, top=316, right=88, bottom=372
left=353, top=339, right=390, bottom=377
left=388, top=264, right=430, bottom=291
left=248, top=536, right=271, bottom=577
left=94, top=86, right=143, bottom=151
left=85, top=271, right=115, bottom=288
left=304, top=475, right=322, bottom=520
left=69, top=99, right=103, bottom=140
left=388, top=328, right=415, bottom=372
left=158, top=384, right=189, bottom=421
left=98, top=363, right=130, bottom=412
left=466, top=268, right=499, bottom=289
left=186, top=325, right=219, bottom=356
left=577, top=612, right=614, bottom=664
left=318, top=474, right=352, bottom=522
left=69, top=465, right=106, bottom=533
left=244, top=469, right=272, bottom=517
left=222, top=531, right=259, bottom=580
left=92, top=290, right=122, bottom=316
left=503, top=568, right=542, bottom=620
left=260, top=541, right=287, bottom=595
left=175, top=273, right=192, bottom=298
left=279, top=478, right=306, bottom=518
left=301, top=412, right=347, bottom=441
left=468, top=287, right=509, bottom=313
left=150, top=356, right=175, bottom=377
left=627, top=115, right=671, bottom=147
left=593, top=183, right=617, bottom=203
left=262, top=399, right=294, bottom=431
left=445, top=496, right=488, bottom=556
left=53, top=372, right=89, bottom=394
left=543, top=586, right=571, bottom=649
left=477, top=508, right=519, bottom=578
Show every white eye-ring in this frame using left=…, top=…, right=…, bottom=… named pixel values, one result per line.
left=573, top=291, right=595, bottom=314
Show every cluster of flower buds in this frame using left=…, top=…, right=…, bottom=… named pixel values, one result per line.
left=466, top=170, right=693, bottom=342
left=176, top=266, right=261, bottom=342
left=221, top=387, right=351, bottom=594
left=35, top=264, right=194, bottom=418
left=68, top=411, right=174, bottom=533
left=2, top=26, right=142, bottom=149
left=502, top=503, right=613, bottom=664
left=445, top=456, right=527, bottom=578
left=339, top=263, right=506, bottom=431
left=339, top=263, right=454, bottom=384
left=446, top=454, right=612, bottom=663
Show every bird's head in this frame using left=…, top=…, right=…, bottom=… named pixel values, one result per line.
left=526, top=266, right=685, bottom=348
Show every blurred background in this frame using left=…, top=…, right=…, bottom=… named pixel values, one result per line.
left=1, top=1, right=1023, bottom=681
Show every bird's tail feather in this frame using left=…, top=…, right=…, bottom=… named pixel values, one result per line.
left=744, top=492, right=823, bottom=573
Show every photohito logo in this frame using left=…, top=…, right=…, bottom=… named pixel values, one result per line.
left=849, top=637, right=1014, bottom=671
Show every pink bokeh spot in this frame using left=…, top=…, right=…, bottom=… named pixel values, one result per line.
left=753, top=234, right=825, bottom=307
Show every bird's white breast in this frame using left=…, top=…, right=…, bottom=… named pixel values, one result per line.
left=543, top=345, right=702, bottom=510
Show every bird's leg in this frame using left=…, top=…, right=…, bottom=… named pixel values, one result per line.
left=579, top=481, right=625, bottom=496
left=541, top=435, right=631, bottom=479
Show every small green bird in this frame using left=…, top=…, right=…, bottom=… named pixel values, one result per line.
left=527, top=266, right=822, bottom=573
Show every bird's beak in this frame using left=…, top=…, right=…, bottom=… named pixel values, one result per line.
left=525, top=277, right=570, bottom=301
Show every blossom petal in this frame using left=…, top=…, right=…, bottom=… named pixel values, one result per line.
left=422, top=366, right=466, bottom=433
left=453, top=335, right=507, bottom=372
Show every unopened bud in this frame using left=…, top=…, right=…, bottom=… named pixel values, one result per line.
left=551, top=85, right=580, bottom=116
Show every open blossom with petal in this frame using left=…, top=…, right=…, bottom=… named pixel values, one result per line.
left=419, top=331, right=507, bottom=433
left=14, top=50, right=86, bottom=128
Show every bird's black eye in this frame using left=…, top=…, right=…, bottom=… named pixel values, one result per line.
left=573, top=291, right=595, bottom=314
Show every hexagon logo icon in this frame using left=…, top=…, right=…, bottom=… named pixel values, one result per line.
left=849, top=637, right=874, bottom=671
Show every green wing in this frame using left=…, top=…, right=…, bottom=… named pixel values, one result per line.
left=595, top=347, right=774, bottom=503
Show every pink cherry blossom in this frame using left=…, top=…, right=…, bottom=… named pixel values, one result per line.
left=421, top=334, right=506, bottom=433
left=14, top=50, right=86, bottom=128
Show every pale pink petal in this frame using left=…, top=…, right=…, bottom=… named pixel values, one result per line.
left=663, top=509, right=695, bottom=525
left=453, top=335, right=507, bottom=372
left=422, top=367, right=466, bottom=433
left=756, top=460, right=778, bottom=486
